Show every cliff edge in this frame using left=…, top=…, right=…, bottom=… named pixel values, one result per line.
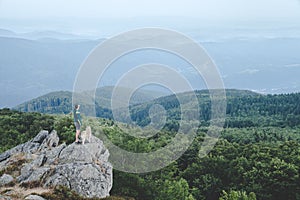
left=0, top=129, right=113, bottom=199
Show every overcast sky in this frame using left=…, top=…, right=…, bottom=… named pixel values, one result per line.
left=0, top=0, right=299, bottom=35
left=1, top=0, right=300, bottom=19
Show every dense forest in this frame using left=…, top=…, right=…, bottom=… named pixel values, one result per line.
left=14, top=89, right=300, bottom=128
left=2, top=90, right=300, bottom=199
left=129, top=90, right=300, bottom=129
left=14, top=87, right=164, bottom=116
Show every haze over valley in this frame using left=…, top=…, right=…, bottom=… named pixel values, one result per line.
left=1, top=25, right=300, bottom=108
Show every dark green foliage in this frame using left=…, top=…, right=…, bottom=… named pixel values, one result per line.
left=221, top=127, right=300, bottom=144
left=180, top=140, right=300, bottom=200
left=13, top=90, right=300, bottom=129
left=2, top=90, right=300, bottom=199
left=54, top=115, right=75, bottom=145
left=0, top=108, right=54, bottom=153
left=101, top=116, right=300, bottom=199
left=129, top=90, right=300, bottom=129
left=219, top=190, right=256, bottom=200
left=111, top=165, right=194, bottom=200
left=0, top=108, right=79, bottom=152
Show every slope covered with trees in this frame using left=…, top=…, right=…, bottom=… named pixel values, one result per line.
left=129, top=90, right=300, bottom=129
left=2, top=90, right=300, bottom=199
left=14, top=86, right=166, bottom=116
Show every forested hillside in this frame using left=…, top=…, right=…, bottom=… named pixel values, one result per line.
left=14, top=86, right=166, bottom=116
left=129, top=90, right=300, bottom=129
left=14, top=89, right=300, bottom=129
left=2, top=90, right=300, bottom=199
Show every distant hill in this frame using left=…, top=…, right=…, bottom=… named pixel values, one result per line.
left=14, top=86, right=167, bottom=116
left=0, top=28, right=17, bottom=37
left=128, top=89, right=300, bottom=128
left=14, top=88, right=300, bottom=128
left=128, top=89, right=259, bottom=126
left=0, top=28, right=94, bottom=40
left=14, top=91, right=73, bottom=114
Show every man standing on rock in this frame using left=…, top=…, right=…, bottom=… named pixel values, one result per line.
left=73, top=104, right=82, bottom=144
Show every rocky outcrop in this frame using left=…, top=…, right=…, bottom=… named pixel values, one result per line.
left=0, top=174, right=14, bottom=186
left=0, top=129, right=113, bottom=199
left=25, top=195, right=47, bottom=200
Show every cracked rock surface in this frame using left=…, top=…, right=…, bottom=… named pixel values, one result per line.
left=0, top=129, right=113, bottom=198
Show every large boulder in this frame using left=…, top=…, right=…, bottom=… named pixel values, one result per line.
left=25, top=195, right=47, bottom=200
left=0, top=174, right=14, bottom=186
left=0, top=129, right=113, bottom=199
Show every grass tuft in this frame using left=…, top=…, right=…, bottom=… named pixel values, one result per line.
left=40, top=186, right=134, bottom=200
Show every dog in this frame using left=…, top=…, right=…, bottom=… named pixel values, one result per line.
left=80, top=126, right=92, bottom=144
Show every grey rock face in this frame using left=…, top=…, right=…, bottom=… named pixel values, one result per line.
left=44, top=163, right=112, bottom=198
left=0, top=129, right=112, bottom=199
left=45, top=136, right=113, bottom=198
left=32, top=130, right=49, bottom=143
left=38, top=130, right=59, bottom=151
left=0, top=152, right=10, bottom=162
left=25, top=195, right=47, bottom=200
left=0, top=174, right=14, bottom=186
left=0, top=194, right=12, bottom=200
left=1, top=130, right=56, bottom=158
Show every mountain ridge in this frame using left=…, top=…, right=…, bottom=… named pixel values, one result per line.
left=13, top=88, right=265, bottom=122
left=13, top=86, right=168, bottom=115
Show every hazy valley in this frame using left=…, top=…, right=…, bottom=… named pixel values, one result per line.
left=1, top=28, right=300, bottom=108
